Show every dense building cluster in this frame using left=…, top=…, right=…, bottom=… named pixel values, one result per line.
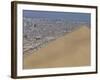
left=23, top=17, right=89, bottom=54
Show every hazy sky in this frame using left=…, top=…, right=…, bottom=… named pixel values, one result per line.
left=23, top=10, right=90, bottom=23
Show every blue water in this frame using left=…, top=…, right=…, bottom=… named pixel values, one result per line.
left=23, top=10, right=90, bottom=24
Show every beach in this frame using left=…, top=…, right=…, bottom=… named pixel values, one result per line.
left=23, top=26, right=90, bottom=69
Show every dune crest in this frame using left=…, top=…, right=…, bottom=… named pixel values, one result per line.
left=24, top=26, right=90, bottom=69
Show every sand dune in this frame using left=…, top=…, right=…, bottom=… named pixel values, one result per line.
left=23, top=26, right=90, bottom=69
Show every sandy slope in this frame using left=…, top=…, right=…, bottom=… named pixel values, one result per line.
left=23, top=26, right=90, bottom=69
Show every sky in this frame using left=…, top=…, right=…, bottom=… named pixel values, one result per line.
left=23, top=10, right=91, bottom=24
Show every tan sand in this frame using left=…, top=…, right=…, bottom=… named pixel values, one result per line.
left=23, top=26, right=91, bottom=69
